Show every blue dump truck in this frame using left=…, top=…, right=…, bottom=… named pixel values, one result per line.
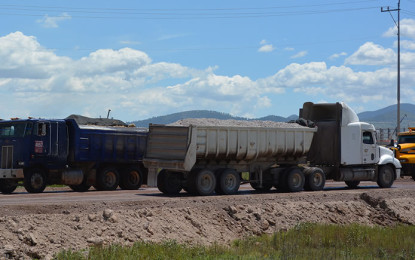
left=0, top=116, right=147, bottom=194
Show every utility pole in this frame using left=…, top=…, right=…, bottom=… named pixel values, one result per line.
left=381, top=0, right=400, bottom=135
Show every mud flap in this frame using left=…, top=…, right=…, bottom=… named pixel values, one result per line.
left=147, top=168, right=158, bottom=187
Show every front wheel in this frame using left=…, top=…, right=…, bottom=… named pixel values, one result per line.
left=24, top=168, right=47, bottom=193
left=377, top=165, right=395, bottom=188
left=0, top=179, right=18, bottom=194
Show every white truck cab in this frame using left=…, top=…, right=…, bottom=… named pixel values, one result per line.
left=301, top=102, right=401, bottom=188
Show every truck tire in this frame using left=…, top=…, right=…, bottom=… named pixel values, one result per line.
left=377, top=165, right=394, bottom=188
left=250, top=182, right=273, bottom=192
left=249, top=171, right=272, bottom=192
left=304, top=167, right=325, bottom=191
left=96, top=167, right=119, bottom=191
left=157, top=170, right=182, bottom=195
left=215, top=169, right=240, bottom=195
left=188, top=169, right=216, bottom=196
left=24, top=168, right=47, bottom=193
left=120, top=167, right=143, bottom=190
left=345, top=180, right=360, bottom=189
left=284, top=167, right=305, bottom=192
left=0, top=179, right=18, bottom=194
left=69, top=183, right=91, bottom=192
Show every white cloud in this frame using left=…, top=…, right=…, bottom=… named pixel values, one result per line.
left=0, top=31, right=414, bottom=121
left=258, top=39, right=274, bottom=53
left=329, top=52, right=347, bottom=60
left=400, top=40, right=415, bottom=50
left=384, top=19, right=415, bottom=39
left=291, top=51, right=307, bottom=59
left=120, top=40, right=141, bottom=45
left=345, top=42, right=395, bottom=66
left=37, top=13, right=71, bottom=28
left=258, top=44, right=274, bottom=53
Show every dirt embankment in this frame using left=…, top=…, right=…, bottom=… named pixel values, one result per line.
left=1, top=187, right=415, bottom=259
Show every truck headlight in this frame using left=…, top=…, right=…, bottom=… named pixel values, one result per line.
left=400, top=159, right=408, bottom=163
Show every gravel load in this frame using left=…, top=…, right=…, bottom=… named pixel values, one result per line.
left=66, top=115, right=127, bottom=127
left=168, top=118, right=312, bottom=128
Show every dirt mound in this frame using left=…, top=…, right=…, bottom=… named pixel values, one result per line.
left=1, top=187, right=415, bottom=259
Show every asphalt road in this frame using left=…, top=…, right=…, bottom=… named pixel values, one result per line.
left=0, top=178, right=413, bottom=207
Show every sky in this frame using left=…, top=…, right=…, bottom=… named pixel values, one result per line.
left=0, top=0, right=414, bottom=121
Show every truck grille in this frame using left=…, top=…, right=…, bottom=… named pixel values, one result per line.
left=1, top=146, right=13, bottom=169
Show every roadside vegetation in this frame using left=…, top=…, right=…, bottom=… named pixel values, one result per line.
left=55, top=223, right=415, bottom=259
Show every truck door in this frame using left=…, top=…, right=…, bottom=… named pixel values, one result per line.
left=33, top=121, right=50, bottom=157
left=362, top=131, right=379, bottom=164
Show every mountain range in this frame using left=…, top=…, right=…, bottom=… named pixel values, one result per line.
left=130, top=103, right=415, bottom=130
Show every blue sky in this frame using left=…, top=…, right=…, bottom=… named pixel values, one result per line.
left=0, top=0, right=414, bottom=121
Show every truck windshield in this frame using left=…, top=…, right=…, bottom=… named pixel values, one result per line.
left=0, top=122, right=29, bottom=138
left=398, top=135, right=415, bottom=144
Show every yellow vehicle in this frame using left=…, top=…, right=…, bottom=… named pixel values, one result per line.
left=394, top=127, right=415, bottom=179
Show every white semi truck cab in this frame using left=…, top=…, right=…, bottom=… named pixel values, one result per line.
left=300, top=102, right=401, bottom=188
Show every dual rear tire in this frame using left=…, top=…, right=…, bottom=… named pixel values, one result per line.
left=93, top=166, right=144, bottom=191
left=157, top=168, right=241, bottom=196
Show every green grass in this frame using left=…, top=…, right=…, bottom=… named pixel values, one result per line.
left=55, top=223, right=415, bottom=259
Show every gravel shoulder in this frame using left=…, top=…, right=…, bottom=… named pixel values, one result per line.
left=1, top=181, right=415, bottom=259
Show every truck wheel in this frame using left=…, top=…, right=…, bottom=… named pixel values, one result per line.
left=0, top=179, right=18, bottom=194
left=249, top=171, right=272, bottom=192
left=345, top=180, right=360, bottom=189
left=304, top=167, right=325, bottom=191
left=189, top=169, right=216, bottom=196
left=285, top=167, right=305, bottom=192
left=157, top=170, right=182, bottom=195
left=120, top=167, right=143, bottom=190
left=250, top=182, right=273, bottom=192
left=377, top=165, right=394, bottom=188
left=216, top=169, right=240, bottom=195
left=24, top=168, right=47, bottom=193
left=96, top=167, right=119, bottom=191
left=69, top=183, right=91, bottom=192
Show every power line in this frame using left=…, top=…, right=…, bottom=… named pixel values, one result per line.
left=0, top=1, right=380, bottom=13
left=0, top=7, right=379, bottom=20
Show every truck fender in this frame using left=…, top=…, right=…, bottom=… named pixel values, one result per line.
left=378, top=146, right=401, bottom=179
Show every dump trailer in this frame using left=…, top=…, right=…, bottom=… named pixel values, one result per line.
left=144, top=122, right=316, bottom=195
left=0, top=118, right=147, bottom=194
left=143, top=102, right=401, bottom=196
left=392, top=127, right=415, bottom=179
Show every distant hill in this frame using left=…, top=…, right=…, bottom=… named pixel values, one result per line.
left=130, top=104, right=415, bottom=130
left=357, top=103, right=415, bottom=130
left=130, top=110, right=297, bottom=127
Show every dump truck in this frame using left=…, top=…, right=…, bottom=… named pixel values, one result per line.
left=392, top=127, right=415, bottom=179
left=143, top=102, right=401, bottom=195
left=0, top=117, right=147, bottom=194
